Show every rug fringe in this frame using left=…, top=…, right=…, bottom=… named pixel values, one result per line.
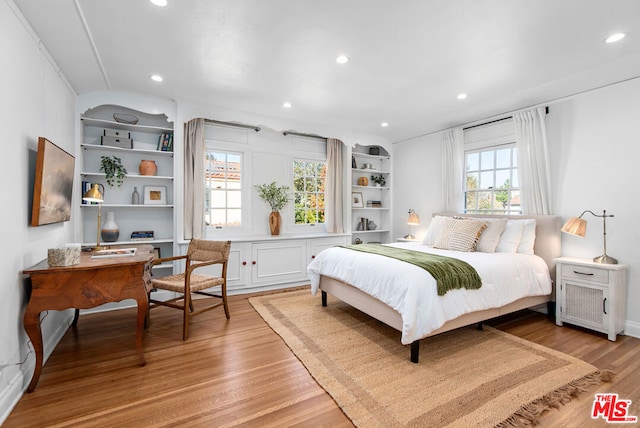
left=495, top=369, right=614, bottom=427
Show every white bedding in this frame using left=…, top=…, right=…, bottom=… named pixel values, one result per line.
left=307, top=242, right=552, bottom=344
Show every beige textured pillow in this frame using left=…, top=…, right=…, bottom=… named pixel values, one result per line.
left=433, top=217, right=487, bottom=252
left=476, top=218, right=508, bottom=253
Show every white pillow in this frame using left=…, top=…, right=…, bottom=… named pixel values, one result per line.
left=476, top=218, right=508, bottom=253
left=433, top=217, right=487, bottom=252
left=517, top=219, right=537, bottom=255
left=422, top=215, right=448, bottom=246
left=495, top=220, right=525, bottom=253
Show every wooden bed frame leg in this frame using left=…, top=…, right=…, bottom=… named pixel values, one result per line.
left=321, top=291, right=327, bottom=307
left=410, top=341, right=419, bottom=363
left=477, top=322, right=483, bottom=330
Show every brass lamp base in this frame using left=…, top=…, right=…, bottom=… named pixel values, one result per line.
left=593, top=254, right=618, bottom=264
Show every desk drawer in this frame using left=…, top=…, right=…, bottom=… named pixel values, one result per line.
left=561, top=263, right=609, bottom=284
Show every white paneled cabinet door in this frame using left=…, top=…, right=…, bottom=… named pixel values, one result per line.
left=226, top=242, right=251, bottom=290
left=251, top=240, right=308, bottom=285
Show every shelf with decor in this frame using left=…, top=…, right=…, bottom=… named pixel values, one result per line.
left=79, top=104, right=175, bottom=274
left=351, top=144, right=391, bottom=244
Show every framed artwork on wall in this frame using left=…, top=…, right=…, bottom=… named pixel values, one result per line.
left=31, top=137, right=75, bottom=226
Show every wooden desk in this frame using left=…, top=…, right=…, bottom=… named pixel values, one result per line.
left=22, top=245, right=154, bottom=392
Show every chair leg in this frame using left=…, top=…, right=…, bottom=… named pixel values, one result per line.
left=183, top=293, right=190, bottom=341
left=222, top=282, right=230, bottom=319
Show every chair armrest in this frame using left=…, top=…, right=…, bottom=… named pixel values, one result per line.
left=151, top=254, right=186, bottom=266
left=186, top=259, right=226, bottom=273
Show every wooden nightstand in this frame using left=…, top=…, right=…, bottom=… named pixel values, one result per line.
left=555, top=257, right=628, bottom=341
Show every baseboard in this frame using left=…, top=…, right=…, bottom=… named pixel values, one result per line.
left=625, top=320, right=640, bottom=339
left=0, top=311, right=73, bottom=425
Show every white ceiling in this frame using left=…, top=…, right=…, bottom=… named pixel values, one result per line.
left=13, top=0, right=640, bottom=142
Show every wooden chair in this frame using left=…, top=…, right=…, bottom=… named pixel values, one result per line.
left=148, top=239, right=231, bottom=340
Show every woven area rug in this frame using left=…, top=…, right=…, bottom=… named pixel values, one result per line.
left=249, top=289, right=611, bottom=428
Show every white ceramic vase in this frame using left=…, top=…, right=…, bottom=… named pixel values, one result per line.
left=101, top=211, right=120, bottom=242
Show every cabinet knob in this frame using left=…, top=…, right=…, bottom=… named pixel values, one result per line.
left=252, top=261, right=256, bottom=265
left=311, top=255, right=315, bottom=259
left=242, top=261, right=247, bottom=266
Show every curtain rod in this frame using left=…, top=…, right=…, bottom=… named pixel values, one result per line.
left=204, top=118, right=260, bottom=132
left=463, top=106, right=549, bottom=131
left=282, top=131, right=327, bottom=141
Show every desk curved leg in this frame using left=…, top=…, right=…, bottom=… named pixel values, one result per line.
left=23, top=310, right=43, bottom=393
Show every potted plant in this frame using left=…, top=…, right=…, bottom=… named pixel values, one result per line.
left=255, top=182, right=291, bottom=235
left=100, top=155, right=127, bottom=187
left=371, top=174, right=386, bottom=187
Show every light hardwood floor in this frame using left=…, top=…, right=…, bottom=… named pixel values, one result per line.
left=5, top=289, right=640, bottom=427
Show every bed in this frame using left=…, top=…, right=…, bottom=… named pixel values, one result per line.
left=307, top=213, right=561, bottom=363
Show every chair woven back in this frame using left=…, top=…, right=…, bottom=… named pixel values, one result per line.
left=187, top=239, right=231, bottom=264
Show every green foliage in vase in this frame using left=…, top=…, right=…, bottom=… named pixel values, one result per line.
left=370, top=174, right=386, bottom=186
left=255, top=182, right=291, bottom=212
left=100, top=155, right=127, bottom=187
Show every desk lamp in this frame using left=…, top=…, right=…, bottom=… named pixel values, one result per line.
left=82, top=183, right=108, bottom=250
left=405, top=209, right=420, bottom=239
left=561, top=209, right=617, bottom=264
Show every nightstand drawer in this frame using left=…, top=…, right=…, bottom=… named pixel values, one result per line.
left=561, top=264, right=609, bottom=284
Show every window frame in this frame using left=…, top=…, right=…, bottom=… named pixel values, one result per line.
left=292, top=155, right=327, bottom=231
left=464, top=142, right=520, bottom=215
left=203, top=140, right=253, bottom=237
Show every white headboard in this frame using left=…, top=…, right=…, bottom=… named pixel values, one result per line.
left=435, top=213, right=562, bottom=279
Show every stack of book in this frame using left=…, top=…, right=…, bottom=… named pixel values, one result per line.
left=130, top=230, right=155, bottom=241
left=157, top=132, right=173, bottom=152
left=366, top=200, right=382, bottom=208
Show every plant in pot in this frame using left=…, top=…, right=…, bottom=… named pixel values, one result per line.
left=371, top=174, right=386, bottom=187
left=100, top=155, right=127, bottom=187
left=255, top=182, right=291, bottom=235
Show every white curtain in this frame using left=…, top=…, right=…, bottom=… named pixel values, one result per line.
left=514, top=107, right=551, bottom=215
left=325, top=138, right=345, bottom=233
left=442, top=128, right=465, bottom=213
left=183, top=118, right=205, bottom=239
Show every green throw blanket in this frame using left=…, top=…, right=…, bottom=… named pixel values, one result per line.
left=339, top=244, right=482, bottom=296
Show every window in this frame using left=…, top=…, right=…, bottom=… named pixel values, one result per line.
left=293, top=159, right=326, bottom=225
left=204, top=150, right=242, bottom=227
left=464, top=144, right=520, bottom=214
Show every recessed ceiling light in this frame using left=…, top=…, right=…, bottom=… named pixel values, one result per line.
left=381, top=122, right=389, bottom=127
left=150, top=0, right=167, bottom=6
left=605, top=32, right=626, bottom=43
left=336, top=55, right=349, bottom=64
left=150, top=74, right=163, bottom=82
left=283, top=102, right=292, bottom=108
left=457, top=93, right=468, bottom=100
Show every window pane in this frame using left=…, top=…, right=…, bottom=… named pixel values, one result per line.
left=480, top=151, right=494, bottom=169
left=466, top=172, right=478, bottom=190
left=227, top=190, right=241, bottom=208
left=496, top=148, right=511, bottom=168
left=210, top=190, right=226, bottom=208
left=227, top=209, right=241, bottom=226
left=480, top=171, right=494, bottom=189
left=478, top=191, right=492, bottom=210
left=466, top=152, right=479, bottom=171
left=495, top=170, right=510, bottom=187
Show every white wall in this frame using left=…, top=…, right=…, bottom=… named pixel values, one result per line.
left=392, top=77, right=640, bottom=338
left=1, top=0, right=76, bottom=422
